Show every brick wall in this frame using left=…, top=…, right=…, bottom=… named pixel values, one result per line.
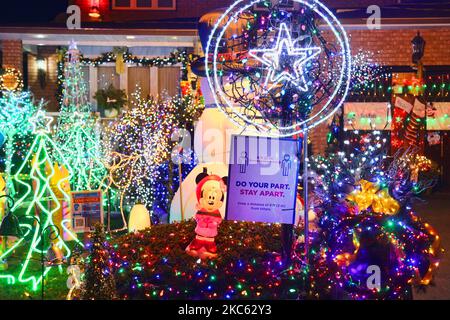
left=349, top=28, right=450, bottom=66
left=309, top=121, right=331, bottom=155
left=1, top=40, right=23, bottom=72
left=27, top=47, right=59, bottom=112
left=308, top=27, right=450, bottom=155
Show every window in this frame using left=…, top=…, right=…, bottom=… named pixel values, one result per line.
left=97, top=66, right=120, bottom=90
left=158, top=67, right=180, bottom=97
left=128, top=66, right=151, bottom=104
left=112, top=0, right=176, bottom=10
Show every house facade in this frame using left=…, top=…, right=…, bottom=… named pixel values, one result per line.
left=1, top=0, right=450, bottom=181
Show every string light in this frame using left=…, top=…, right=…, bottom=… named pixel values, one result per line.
left=0, top=109, right=75, bottom=291
left=0, top=67, right=24, bottom=92
left=307, top=132, right=441, bottom=299
left=0, top=91, right=38, bottom=196
left=103, top=90, right=203, bottom=219
left=56, top=49, right=189, bottom=108
left=55, top=42, right=107, bottom=191
left=205, top=0, right=351, bottom=136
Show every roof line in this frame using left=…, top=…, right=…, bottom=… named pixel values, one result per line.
left=0, top=27, right=198, bottom=36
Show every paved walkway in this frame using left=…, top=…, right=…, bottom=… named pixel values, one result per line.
left=413, top=192, right=450, bottom=300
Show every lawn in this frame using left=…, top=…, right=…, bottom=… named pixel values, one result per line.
left=0, top=248, right=74, bottom=300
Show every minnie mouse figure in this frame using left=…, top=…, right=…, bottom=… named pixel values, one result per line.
left=186, top=168, right=227, bottom=259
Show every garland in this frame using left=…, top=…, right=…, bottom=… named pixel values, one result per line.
left=80, top=50, right=188, bottom=69
left=56, top=49, right=191, bottom=108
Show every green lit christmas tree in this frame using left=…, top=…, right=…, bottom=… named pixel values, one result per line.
left=55, top=41, right=106, bottom=191
left=0, top=110, right=81, bottom=291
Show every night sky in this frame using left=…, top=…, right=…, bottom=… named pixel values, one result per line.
left=0, top=0, right=68, bottom=23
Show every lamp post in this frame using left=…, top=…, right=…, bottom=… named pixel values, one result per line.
left=411, top=31, right=425, bottom=66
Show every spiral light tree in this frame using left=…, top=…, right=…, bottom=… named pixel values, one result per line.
left=55, top=41, right=107, bottom=191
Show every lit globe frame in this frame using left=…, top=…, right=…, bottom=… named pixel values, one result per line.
left=205, top=0, right=352, bottom=137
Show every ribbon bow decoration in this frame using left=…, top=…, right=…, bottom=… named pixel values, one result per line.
left=346, top=180, right=400, bottom=215
left=113, top=47, right=127, bottom=75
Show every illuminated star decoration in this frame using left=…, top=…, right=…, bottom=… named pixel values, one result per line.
left=249, top=23, right=321, bottom=92
left=29, top=109, right=53, bottom=134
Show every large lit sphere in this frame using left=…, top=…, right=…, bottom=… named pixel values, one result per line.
left=206, top=0, right=351, bottom=137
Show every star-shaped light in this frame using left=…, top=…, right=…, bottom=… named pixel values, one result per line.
left=249, top=23, right=321, bottom=92
left=29, top=110, right=53, bottom=134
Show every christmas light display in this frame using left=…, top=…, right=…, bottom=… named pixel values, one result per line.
left=145, top=93, right=203, bottom=221
left=0, top=91, right=38, bottom=195
left=307, top=132, right=441, bottom=299
left=424, top=74, right=450, bottom=101
left=103, top=93, right=173, bottom=217
left=55, top=41, right=107, bottom=191
left=104, top=90, right=203, bottom=219
left=57, top=41, right=91, bottom=117
left=76, top=132, right=442, bottom=300
left=109, top=220, right=307, bottom=299
left=57, top=118, right=106, bottom=191
left=0, top=110, right=81, bottom=290
left=56, top=49, right=189, bottom=107
left=0, top=67, right=24, bottom=92
left=205, top=0, right=351, bottom=136
left=81, top=132, right=437, bottom=300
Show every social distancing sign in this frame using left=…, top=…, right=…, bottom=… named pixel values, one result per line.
left=225, top=135, right=301, bottom=224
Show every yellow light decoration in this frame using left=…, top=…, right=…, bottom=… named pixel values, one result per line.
left=0, top=68, right=24, bottom=92
left=347, top=180, right=400, bottom=215
left=371, top=189, right=401, bottom=216
left=45, top=162, right=74, bottom=241
left=346, top=180, right=379, bottom=212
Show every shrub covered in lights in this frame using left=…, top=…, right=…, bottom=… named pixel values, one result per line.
left=307, top=133, right=441, bottom=299
left=88, top=131, right=441, bottom=300
left=110, top=220, right=308, bottom=300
